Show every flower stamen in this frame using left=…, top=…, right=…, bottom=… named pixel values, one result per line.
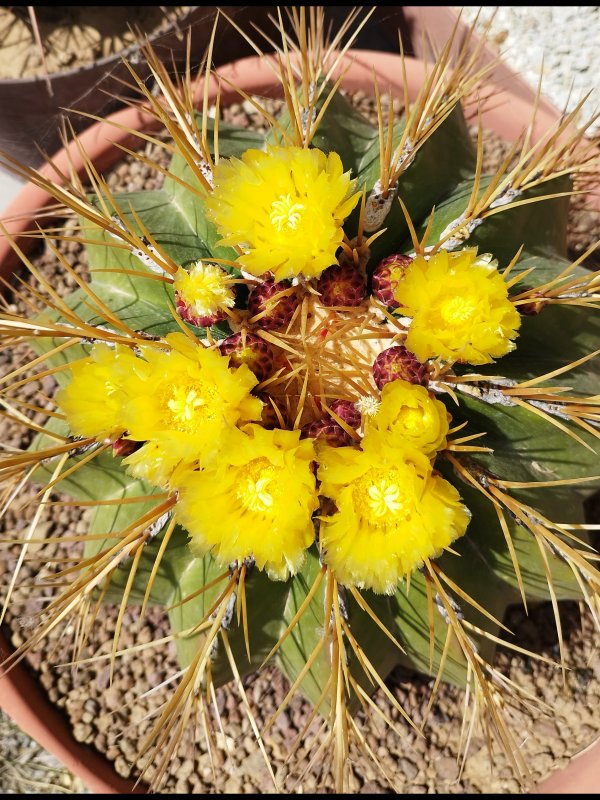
left=237, top=459, right=277, bottom=513
left=167, top=387, right=206, bottom=425
left=243, top=476, right=275, bottom=512
left=356, top=395, right=381, bottom=417
left=270, top=194, right=305, bottom=232
left=440, top=296, right=477, bottom=324
left=367, top=480, right=404, bottom=517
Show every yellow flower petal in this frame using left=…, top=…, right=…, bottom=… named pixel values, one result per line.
left=393, top=248, right=521, bottom=364
left=363, top=379, right=450, bottom=457
left=205, top=145, right=360, bottom=280
left=318, top=445, right=470, bottom=594
left=175, top=425, right=318, bottom=579
left=173, top=261, right=235, bottom=319
left=119, top=333, right=261, bottom=471
left=58, top=334, right=262, bottom=490
left=56, top=344, right=139, bottom=441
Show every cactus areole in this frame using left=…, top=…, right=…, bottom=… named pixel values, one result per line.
left=1, top=8, right=599, bottom=794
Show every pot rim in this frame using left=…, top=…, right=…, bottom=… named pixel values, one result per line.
left=3, top=46, right=591, bottom=277
left=0, top=45, right=598, bottom=795
left=0, top=7, right=202, bottom=87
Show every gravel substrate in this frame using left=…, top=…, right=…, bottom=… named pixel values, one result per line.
left=1, top=91, right=599, bottom=794
left=0, top=709, right=84, bottom=794
left=459, top=7, right=600, bottom=134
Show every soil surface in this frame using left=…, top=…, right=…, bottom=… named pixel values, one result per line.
left=0, top=92, right=599, bottom=793
left=0, top=708, right=84, bottom=793
left=0, top=7, right=187, bottom=79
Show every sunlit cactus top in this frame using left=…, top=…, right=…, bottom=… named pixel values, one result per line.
left=56, top=143, right=530, bottom=594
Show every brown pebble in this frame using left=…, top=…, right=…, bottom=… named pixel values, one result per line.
left=114, top=755, right=131, bottom=778
left=73, top=722, right=92, bottom=742
left=436, top=755, right=459, bottom=780
left=398, top=757, right=419, bottom=781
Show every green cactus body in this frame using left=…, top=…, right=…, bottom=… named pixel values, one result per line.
left=3, top=9, right=600, bottom=792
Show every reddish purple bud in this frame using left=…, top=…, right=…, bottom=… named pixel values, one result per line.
left=112, top=438, right=142, bottom=458
left=301, top=419, right=353, bottom=447
left=219, top=332, right=275, bottom=383
left=371, top=253, right=413, bottom=308
left=175, top=294, right=227, bottom=328
left=317, top=263, right=366, bottom=308
left=372, top=345, right=428, bottom=390
left=328, top=399, right=361, bottom=429
left=519, top=292, right=546, bottom=316
left=247, top=280, right=300, bottom=330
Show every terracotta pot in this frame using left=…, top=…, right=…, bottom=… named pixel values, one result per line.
left=400, top=6, right=561, bottom=116
left=0, top=629, right=144, bottom=793
left=0, top=7, right=276, bottom=169
left=0, top=46, right=598, bottom=794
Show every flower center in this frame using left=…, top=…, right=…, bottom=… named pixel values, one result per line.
left=165, top=383, right=217, bottom=432
left=353, top=469, right=411, bottom=524
left=270, top=194, right=305, bottom=233
left=237, top=458, right=278, bottom=513
left=368, top=480, right=403, bottom=517
left=167, top=386, right=204, bottom=423
left=398, top=406, right=425, bottom=433
left=440, top=295, right=477, bottom=324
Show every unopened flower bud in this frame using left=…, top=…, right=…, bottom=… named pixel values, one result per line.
left=371, top=254, right=413, bottom=308
left=372, top=345, right=428, bottom=390
left=519, top=292, right=546, bottom=316
left=328, top=399, right=361, bottom=429
left=175, top=294, right=227, bottom=328
left=173, top=262, right=235, bottom=327
left=317, top=263, right=366, bottom=308
left=247, top=279, right=300, bottom=330
left=301, top=419, right=353, bottom=447
left=112, top=437, right=142, bottom=458
left=219, top=332, right=275, bottom=382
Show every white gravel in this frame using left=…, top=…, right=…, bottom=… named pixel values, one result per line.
left=459, top=6, right=600, bottom=132
left=0, top=710, right=84, bottom=793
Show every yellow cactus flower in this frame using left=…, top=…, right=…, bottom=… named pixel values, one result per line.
left=118, top=333, right=262, bottom=481
left=363, top=379, right=449, bottom=457
left=122, top=440, right=190, bottom=490
left=393, top=248, right=521, bottom=364
left=175, top=424, right=318, bottom=579
left=56, top=343, right=139, bottom=441
left=318, top=445, right=470, bottom=594
left=59, top=334, right=263, bottom=489
left=173, top=261, right=235, bottom=323
left=205, top=145, right=360, bottom=280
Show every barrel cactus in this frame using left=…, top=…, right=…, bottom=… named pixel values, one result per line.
left=1, top=8, right=599, bottom=792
